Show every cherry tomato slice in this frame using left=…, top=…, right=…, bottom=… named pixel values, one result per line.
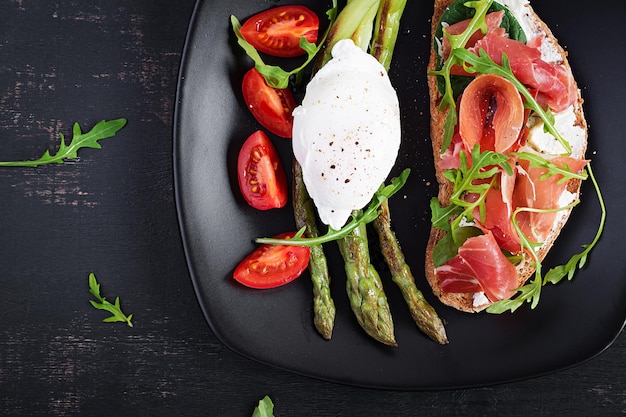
left=240, top=5, right=319, bottom=58
left=242, top=68, right=296, bottom=138
left=237, top=130, right=288, bottom=210
left=233, top=232, right=311, bottom=289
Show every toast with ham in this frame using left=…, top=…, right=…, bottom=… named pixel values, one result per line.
left=425, top=0, right=588, bottom=312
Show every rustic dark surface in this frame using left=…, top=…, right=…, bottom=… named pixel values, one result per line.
left=0, top=1, right=624, bottom=416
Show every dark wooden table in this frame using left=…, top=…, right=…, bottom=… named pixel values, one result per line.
left=0, top=1, right=624, bottom=416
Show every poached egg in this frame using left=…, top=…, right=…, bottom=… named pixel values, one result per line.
left=292, top=39, right=401, bottom=230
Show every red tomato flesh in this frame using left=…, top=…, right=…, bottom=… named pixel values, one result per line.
left=240, top=5, right=319, bottom=58
left=242, top=68, right=296, bottom=138
left=233, top=232, right=311, bottom=289
left=237, top=130, right=288, bottom=210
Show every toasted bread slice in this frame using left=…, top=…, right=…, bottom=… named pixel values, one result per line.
left=426, top=0, right=588, bottom=312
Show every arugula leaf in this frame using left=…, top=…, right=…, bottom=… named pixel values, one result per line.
left=487, top=275, right=542, bottom=313
left=231, top=1, right=338, bottom=89
left=430, top=146, right=511, bottom=265
left=514, top=152, right=588, bottom=183
left=88, top=272, right=133, bottom=327
left=251, top=396, right=275, bottom=417
left=447, top=146, right=511, bottom=226
left=255, top=168, right=410, bottom=246
left=0, top=118, right=127, bottom=167
left=430, top=197, right=461, bottom=232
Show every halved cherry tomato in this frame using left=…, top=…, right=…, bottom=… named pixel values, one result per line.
left=233, top=232, right=311, bottom=289
left=242, top=68, right=296, bottom=138
left=240, top=5, right=319, bottom=58
left=237, top=130, right=288, bottom=210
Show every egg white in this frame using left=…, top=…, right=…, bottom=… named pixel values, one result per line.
left=292, top=39, right=401, bottom=230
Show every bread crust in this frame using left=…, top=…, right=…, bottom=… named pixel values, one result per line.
left=426, top=0, right=588, bottom=312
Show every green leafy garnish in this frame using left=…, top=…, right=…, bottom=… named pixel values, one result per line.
left=255, top=168, right=410, bottom=246
left=0, top=118, right=127, bottom=167
left=447, top=145, right=513, bottom=224
left=514, top=152, right=588, bottom=183
left=431, top=146, right=511, bottom=265
left=88, top=272, right=133, bottom=327
left=487, top=163, right=606, bottom=313
left=251, top=396, right=275, bottom=417
left=231, top=1, right=338, bottom=89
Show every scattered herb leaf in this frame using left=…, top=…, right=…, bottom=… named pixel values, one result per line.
left=433, top=0, right=526, bottom=98
left=88, top=272, right=133, bottom=327
left=252, top=396, right=275, bottom=417
left=0, top=118, right=127, bottom=167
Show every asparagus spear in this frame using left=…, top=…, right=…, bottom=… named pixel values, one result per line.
left=337, top=212, right=397, bottom=346
left=373, top=200, right=449, bottom=344
left=292, top=159, right=336, bottom=340
left=370, top=0, right=449, bottom=344
left=313, top=0, right=381, bottom=71
left=370, top=0, right=406, bottom=71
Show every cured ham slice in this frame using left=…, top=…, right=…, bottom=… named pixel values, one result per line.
left=471, top=32, right=577, bottom=112
left=436, top=231, right=518, bottom=302
left=438, top=130, right=463, bottom=170
left=474, top=171, right=521, bottom=253
left=513, top=156, right=588, bottom=241
left=459, top=74, right=524, bottom=153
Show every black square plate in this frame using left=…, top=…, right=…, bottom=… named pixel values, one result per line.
left=174, top=0, right=626, bottom=389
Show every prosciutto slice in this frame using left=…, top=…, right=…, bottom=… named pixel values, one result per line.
left=437, top=231, right=518, bottom=302
left=459, top=74, right=525, bottom=153
left=513, top=156, right=588, bottom=241
left=470, top=31, right=577, bottom=112
left=438, top=130, right=464, bottom=170
left=474, top=171, right=522, bottom=253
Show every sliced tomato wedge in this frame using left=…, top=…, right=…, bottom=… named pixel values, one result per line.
left=233, top=232, right=311, bottom=289
left=240, top=5, right=319, bottom=58
left=242, top=67, right=296, bottom=138
left=237, top=130, right=288, bottom=210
